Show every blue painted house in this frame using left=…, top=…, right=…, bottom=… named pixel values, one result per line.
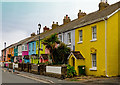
left=29, top=41, right=36, bottom=55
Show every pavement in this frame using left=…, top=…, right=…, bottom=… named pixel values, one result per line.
left=2, top=68, right=84, bottom=84
left=2, top=67, right=120, bottom=85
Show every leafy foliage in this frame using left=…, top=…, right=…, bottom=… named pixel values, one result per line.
left=43, top=33, right=71, bottom=64
left=66, top=65, right=76, bottom=78
left=53, top=43, right=71, bottom=64
left=42, top=33, right=60, bottom=63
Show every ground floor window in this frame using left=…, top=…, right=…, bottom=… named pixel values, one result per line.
left=92, top=53, right=97, bottom=67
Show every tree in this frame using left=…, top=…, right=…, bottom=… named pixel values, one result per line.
left=53, top=43, right=71, bottom=64
left=42, top=33, right=60, bottom=63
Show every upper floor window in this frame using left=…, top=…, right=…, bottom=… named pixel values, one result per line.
left=79, top=30, right=83, bottom=42
left=41, top=44, right=43, bottom=49
left=25, top=44, right=27, bottom=50
left=32, top=43, right=34, bottom=51
left=67, top=32, right=71, bottom=44
left=59, top=35, right=62, bottom=42
left=92, top=26, right=97, bottom=40
left=22, top=46, right=24, bottom=51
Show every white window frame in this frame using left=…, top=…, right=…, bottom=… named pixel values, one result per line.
left=22, top=45, right=24, bottom=51
left=90, top=53, right=97, bottom=71
left=78, top=30, right=83, bottom=44
left=67, top=32, right=71, bottom=44
left=91, top=26, right=97, bottom=42
left=41, top=44, right=43, bottom=49
left=59, top=34, right=62, bottom=42
left=25, top=44, right=27, bottom=51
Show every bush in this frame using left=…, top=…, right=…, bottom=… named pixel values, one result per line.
left=66, top=65, right=76, bottom=78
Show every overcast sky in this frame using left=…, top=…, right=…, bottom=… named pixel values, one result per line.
left=0, top=0, right=119, bottom=56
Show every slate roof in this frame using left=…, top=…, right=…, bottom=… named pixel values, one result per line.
left=2, top=1, right=120, bottom=50
left=71, top=51, right=85, bottom=59
left=27, top=1, right=120, bottom=42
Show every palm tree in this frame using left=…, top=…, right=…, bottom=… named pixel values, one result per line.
left=42, top=33, right=60, bottom=63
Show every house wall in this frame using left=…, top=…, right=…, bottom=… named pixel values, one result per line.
left=29, top=41, right=36, bottom=55
left=75, top=21, right=106, bottom=76
left=58, top=30, right=75, bottom=51
left=106, top=12, right=119, bottom=76
left=31, top=58, right=39, bottom=64
left=75, top=11, right=119, bottom=77
left=10, top=47, right=14, bottom=57
left=14, top=46, right=18, bottom=56
left=36, top=40, right=45, bottom=55
left=24, top=59, right=29, bottom=63
left=118, top=10, right=120, bottom=76
left=6, top=48, right=9, bottom=61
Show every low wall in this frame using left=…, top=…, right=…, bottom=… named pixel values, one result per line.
left=45, top=65, right=67, bottom=79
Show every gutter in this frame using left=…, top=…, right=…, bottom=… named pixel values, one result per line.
left=103, top=18, right=109, bottom=77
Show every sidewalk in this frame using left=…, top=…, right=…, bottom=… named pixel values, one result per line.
left=2, top=67, right=120, bottom=85
left=2, top=68, right=80, bottom=84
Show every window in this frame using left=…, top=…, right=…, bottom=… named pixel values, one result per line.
left=25, top=44, right=27, bottom=50
left=92, top=53, right=97, bottom=67
left=59, top=35, right=62, bottom=41
left=32, top=43, right=34, bottom=51
left=41, top=44, right=43, bottom=49
left=79, top=30, right=83, bottom=42
left=22, top=46, right=24, bottom=51
left=67, top=32, right=71, bottom=44
left=92, top=26, right=97, bottom=40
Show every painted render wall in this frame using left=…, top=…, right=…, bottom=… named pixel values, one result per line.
left=107, top=12, right=119, bottom=77
left=58, top=30, right=75, bottom=51
left=118, top=10, right=120, bottom=76
left=14, top=46, right=18, bottom=56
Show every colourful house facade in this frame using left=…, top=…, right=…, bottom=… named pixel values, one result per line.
left=74, top=2, right=120, bottom=77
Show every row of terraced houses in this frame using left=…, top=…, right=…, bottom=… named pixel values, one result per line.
left=1, top=1, right=120, bottom=77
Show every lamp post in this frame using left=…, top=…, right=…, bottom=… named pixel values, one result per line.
left=37, top=23, right=41, bottom=65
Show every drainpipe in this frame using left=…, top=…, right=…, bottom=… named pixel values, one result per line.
left=104, top=17, right=109, bottom=77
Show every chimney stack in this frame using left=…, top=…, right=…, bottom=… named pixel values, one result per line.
left=52, top=21, right=59, bottom=29
left=31, top=32, right=36, bottom=36
left=43, top=26, right=49, bottom=32
left=99, top=0, right=109, bottom=10
left=4, top=42, right=6, bottom=49
left=78, top=10, right=86, bottom=19
left=63, top=15, right=71, bottom=24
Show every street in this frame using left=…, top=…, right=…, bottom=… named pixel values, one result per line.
left=2, top=70, right=50, bottom=85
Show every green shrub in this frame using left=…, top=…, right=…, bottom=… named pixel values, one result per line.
left=66, top=65, right=76, bottom=78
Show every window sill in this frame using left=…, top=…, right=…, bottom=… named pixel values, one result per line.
left=77, top=41, right=83, bottom=44
left=89, top=67, right=97, bottom=71
left=67, top=43, right=71, bottom=46
left=90, top=39, right=97, bottom=42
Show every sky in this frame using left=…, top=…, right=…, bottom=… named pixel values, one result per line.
left=0, top=0, right=119, bottom=55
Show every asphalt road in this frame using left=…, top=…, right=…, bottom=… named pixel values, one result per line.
left=2, top=70, right=50, bottom=85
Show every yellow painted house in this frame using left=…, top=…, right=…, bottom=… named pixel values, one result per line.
left=73, top=1, right=120, bottom=77
left=36, top=40, right=45, bottom=55
left=67, top=1, right=120, bottom=77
